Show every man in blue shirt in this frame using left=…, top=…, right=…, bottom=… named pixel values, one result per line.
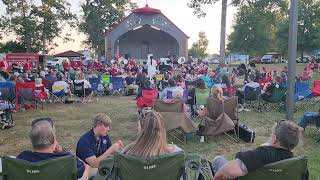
left=76, top=113, right=124, bottom=168
left=17, top=118, right=89, bottom=179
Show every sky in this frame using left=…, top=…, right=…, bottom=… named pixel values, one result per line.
left=0, top=0, right=237, bottom=54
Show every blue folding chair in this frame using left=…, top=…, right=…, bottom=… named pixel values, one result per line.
left=294, top=82, right=313, bottom=111
left=89, top=78, right=103, bottom=96
left=110, top=77, right=125, bottom=96
left=0, top=81, right=15, bottom=103
left=294, top=82, right=312, bottom=101
left=201, top=76, right=214, bottom=88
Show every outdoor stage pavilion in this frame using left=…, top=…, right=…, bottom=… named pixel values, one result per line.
left=105, top=5, right=189, bottom=60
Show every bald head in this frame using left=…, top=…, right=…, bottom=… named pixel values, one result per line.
left=29, top=120, right=55, bottom=150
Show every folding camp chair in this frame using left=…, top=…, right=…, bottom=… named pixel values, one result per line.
left=136, top=89, right=158, bottom=108
left=110, top=77, right=125, bottom=96
left=201, top=76, right=214, bottom=88
left=261, top=86, right=287, bottom=112
left=51, top=85, right=67, bottom=103
left=204, top=97, right=239, bottom=142
left=94, top=152, right=185, bottom=180
left=243, top=86, right=262, bottom=111
left=239, top=156, right=308, bottom=180
left=154, top=100, right=196, bottom=144
left=0, top=155, right=77, bottom=180
left=155, top=74, right=164, bottom=89
left=0, top=82, right=15, bottom=104
left=73, top=82, right=86, bottom=102
left=15, top=82, right=37, bottom=111
left=193, top=88, right=210, bottom=121
left=89, top=78, right=103, bottom=96
left=101, top=74, right=110, bottom=88
left=294, top=82, right=313, bottom=110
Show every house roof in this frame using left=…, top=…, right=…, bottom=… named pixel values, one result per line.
left=133, top=5, right=161, bottom=15
left=54, top=50, right=83, bottom=58
left=105, top=5, right=189, bottom=38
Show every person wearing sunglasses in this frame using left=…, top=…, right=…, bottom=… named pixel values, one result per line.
left=17, top=118, right=90, bottom=179
left=76, top=113, right=124, bottom=170
left=211, top=120, right=304, bottom=180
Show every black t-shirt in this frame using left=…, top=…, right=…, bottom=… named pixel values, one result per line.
left=235, top=146, right=293, bottom=173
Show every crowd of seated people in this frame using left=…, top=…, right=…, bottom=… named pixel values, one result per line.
left=4, top=113, right=304, bottom=179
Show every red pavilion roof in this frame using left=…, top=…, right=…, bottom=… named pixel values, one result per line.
left=133, top=5, right=161, bottom=15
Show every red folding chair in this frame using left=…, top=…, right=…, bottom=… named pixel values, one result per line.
left=136, top=89, right=158, bottom=108
left=312, top=80, right=320, bottom=96
left=15, top=82, right=37, bottom=111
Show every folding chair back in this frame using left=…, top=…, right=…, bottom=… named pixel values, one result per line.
left=312, top=80, right=320, bottom=96
left=94, top=152, right=185, bottom=180
left=15, top=82, right=36, bottom=111
left=1, top=155, right=77, bottom=180
left=110, top=77, right=124, bottom=96
left=195, top=88, right=210, bottom=106
left=101, top=75, right=110, bottom=87
left=269, top=87, right=286, bottom=103
left=201, top=76, right=213, bottom=88
left=155, top=74, right=164, bottom=82
left=207, top=97, right=238, bottom=121
left=185, top=80, right=196, bottom=89
left=136, top=90, right=158, bottom=108
left=244, top=86, right=261, bottom=101
left=89, top=78, right=101, bottom=92
left=73, top=82, right=85, bottom=97
left=239, top=156, right=308, bottom=180
left=0, top=82, right=15, bottom=103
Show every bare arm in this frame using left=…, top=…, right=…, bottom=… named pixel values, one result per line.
left=85, top=141, right=124, bottom=168
left=213, top=159, right=248, bottom=180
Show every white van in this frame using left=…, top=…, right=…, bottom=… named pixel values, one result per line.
left=261, top=53, right=280, bottom=64
left=46, top=57, right=69, bottom=67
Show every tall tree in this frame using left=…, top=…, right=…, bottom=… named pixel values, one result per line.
left=277, top=0, right=320, bottom=59
left=30, top=0, right=77, bottom=52
left=2, top=0, right=36, bottom=52
left=2, top=0, right=77, bottom=53
left=188, top=31, right=209, bottom=59
left=79, top=0, right=137, bottom=57
left=226, top=0, right=287, bottom=56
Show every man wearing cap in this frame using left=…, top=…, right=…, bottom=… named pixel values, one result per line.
left=76, top=113, right=124, bottom=169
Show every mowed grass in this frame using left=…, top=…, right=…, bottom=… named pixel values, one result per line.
left=0, top=63, right=319, bottom=179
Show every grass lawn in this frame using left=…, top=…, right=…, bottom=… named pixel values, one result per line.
left=0, top=63, right=319, bottom=179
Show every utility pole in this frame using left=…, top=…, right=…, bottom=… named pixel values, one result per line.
left=286, top=0, right=299, bottom=120
left=219, top=0, right=227, bottom=65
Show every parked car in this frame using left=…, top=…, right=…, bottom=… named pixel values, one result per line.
left=209, top=59, right=220, bottom=64
left=46, top=57, right=69, bottom=67
left=261, top=53, right=280, bottom=63
left=296, top=56, right=310, bottom=63
left=250, top=57, right=261, bottom=64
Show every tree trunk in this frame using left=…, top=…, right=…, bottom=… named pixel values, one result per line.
left=219, top=0, right=227, bottom=66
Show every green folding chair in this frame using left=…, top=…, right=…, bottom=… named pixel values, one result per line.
left=261, top=86, right=287, bottom=112
left=101, top=74, right=111, bottom=88
left=193, top=88, right=210, bottom=121
left=94, top=152, right=185, bottom=180
left=0, top=155, right=77, bottom=180
left=239, top=156, right=308, bottom=180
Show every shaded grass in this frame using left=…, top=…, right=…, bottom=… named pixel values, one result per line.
left=0, top=63, right=319, bottom=179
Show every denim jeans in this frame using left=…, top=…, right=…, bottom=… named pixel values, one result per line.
left=298, top=112, right=320, bottom=129
left=211, top=156, right=228, bottom=174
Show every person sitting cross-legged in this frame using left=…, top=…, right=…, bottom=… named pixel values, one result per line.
left=76, top=113, right=124, bottom=170
left=212, top=120, right=304, bottom=180
left=17, top=118, right=90, bottom=179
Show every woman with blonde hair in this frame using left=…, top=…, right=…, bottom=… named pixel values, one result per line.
left=210, top=85, right=225, bottom=102
left=123, top=110, right=182, bottom=157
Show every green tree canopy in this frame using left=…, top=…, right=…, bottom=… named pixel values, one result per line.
left=0, top=40, right=28, bottom=53
left=79, top=0, right=137, bottom=57
left=227, top=0, right=287, bottom=57
left=188, top=31, right=209, bottom=59
left=277, top=0, right=320, bottom=58
left=2, top=0, right=77, bottom=53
